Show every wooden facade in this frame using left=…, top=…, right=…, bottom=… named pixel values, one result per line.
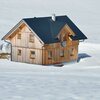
left=8, top=23, right=43, bottom=64
left=5, top=23, right=79, bottom=65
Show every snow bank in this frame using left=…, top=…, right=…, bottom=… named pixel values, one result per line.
left=0, top=43, right=100, bottom=100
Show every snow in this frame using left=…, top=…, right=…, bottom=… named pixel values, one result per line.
left=0, top=41, right=11, bottom=54
left=0, top=43, right=100, bottom=100
left=0, top=0, right=100, bottom=99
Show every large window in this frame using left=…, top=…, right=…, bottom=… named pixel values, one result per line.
left=30, top=51, right=35, bottom=59
left=29, top=34, right=34, bottom=43
left=17, top=33, right=21, bottom=39
left=48, top=50, right=52, bottom=59
left=17, top=49, right=21, bottom=56
left=60, top=50, right=64, bottom=57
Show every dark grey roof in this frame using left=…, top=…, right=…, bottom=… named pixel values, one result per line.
left=2, top=15, right=87, bottom=44
left=23, top=15, right=87, bottom=44
left=23, top=17, right=65, bottom=44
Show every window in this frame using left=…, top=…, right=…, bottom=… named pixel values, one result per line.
left=29, top=34, right=34, bottom=42
left=70, top=48, right=74, bottom=56
left=17, top=49, right=21, bottom=56
left=61, top=33, right=66, bottom=41
left=30, top=51, right=35, bottom=59
left=63, top=33, right=66, bottom=41
left=17, top=33, right=21, bottom=39
left=48, top=50, right=52, bottom=59
left=60, top=50, right=64, bottom=57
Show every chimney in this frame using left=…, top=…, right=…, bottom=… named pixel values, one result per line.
left=52, top=14, right=56, bottom=21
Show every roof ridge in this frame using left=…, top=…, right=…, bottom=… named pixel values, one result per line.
left=23, top=15, right=67, bottom=20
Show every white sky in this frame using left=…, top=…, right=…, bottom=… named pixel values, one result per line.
left=0, top=0, right=100, bottom=43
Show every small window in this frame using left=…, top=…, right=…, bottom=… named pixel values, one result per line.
left=17, top=33, right=21, bottom=39
left=30, top=51, right=35, bottom=59
left=18, top=49, right=21, bottom=56
left=63, top=33, right=66, bottom=41
left=70, top=48, right=74, bottom=56
left=48, top=50, right=52, bottom=59
left=61, top=33, right=66, bottom=41
left=60, top=50, right=64, bottom=57
left=29, top=34, right=34, bottom=42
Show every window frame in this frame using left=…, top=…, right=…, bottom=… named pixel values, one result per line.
left=17, top=33, right=21, bottom=39
left=60, top=33, right=67, bottom=41
left=60, top=50, right=64, bottom=57
left=30, top=51, right=35, bottom=59
left=48, top=50, right=52, bottom=59
left=70, top=48, right=74, bottom=56
left=17, top=49, right=21, bottom=56
left=29, top=34, right=34, bottom=43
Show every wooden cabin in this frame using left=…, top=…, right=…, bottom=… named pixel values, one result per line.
left=2, top=15, right=87, bottom=65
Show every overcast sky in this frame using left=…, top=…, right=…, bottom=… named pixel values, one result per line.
left=0, top=0, right=100, bottom=43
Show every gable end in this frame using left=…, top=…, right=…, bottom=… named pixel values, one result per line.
left=2, top=20, right=44, bottom=45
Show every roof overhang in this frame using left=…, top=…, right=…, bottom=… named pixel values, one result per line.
left=2, top=20, right=44, bottom=45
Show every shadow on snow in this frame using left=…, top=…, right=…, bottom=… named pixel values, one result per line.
left=53, top=53, right=91, bottom=67
left=77, top=53, right=91, bottom=62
